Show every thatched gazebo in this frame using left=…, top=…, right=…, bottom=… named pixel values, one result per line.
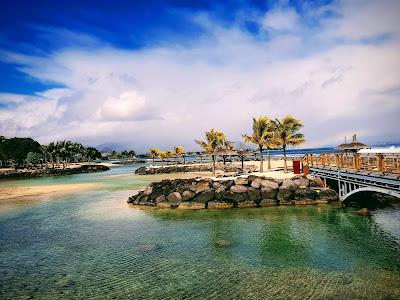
left=214, top=144, right=238, bottom=165
left=336, top=134, right=369, bottom=152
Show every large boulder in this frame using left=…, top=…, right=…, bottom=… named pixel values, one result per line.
left=191, top=179, right=212, bottom=194
left=177, top=202, right=206, bottom=210
left=250, top=177, right=263, bottom=188
left=248, top=175, right=264, bottom=186
left=223, top=190, right=247, bottom=204
left=354, top=208, right=370, bottom=216
left=167, top=192, right=182, bottom=207
left=293, top=188, right=317, bottom=200
left=208, top=201, right=234, bottom=209
left=292, top=177, right=309, bottom=188
left=234, top=177, right=248, bottom=186
left=306, top=175, right=324, bottom=187
left=192, top=189, right=215, bottom=204
left=155, top=195, right=167, bottom=204
left=261, top=181, right=279, bottom=199
left=280, top=179, right=298, bottom=192
left=182, top=190, right=195, bottom=201
left=221, top=180, right=235, bottom=189
left=230, top=185, right=248, bottom=193
left=143, top=186, right=153, bottom=196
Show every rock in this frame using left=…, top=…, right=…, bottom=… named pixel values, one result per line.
left=223, top=190, right=247, bottom=204
left=191, top=179, right=211, bottom=193
left=167, top=192, right=182, bottom=207
left=315, top=199, right=329, bottom=204
left=237, top=201, right=258, bottom=208
left=277, top=190, right=294, bottom=203
left=354, top=208, right=370, bottom=216
left=182, top=190, right=195, bottom=201
left=293, top=188, right=317, bottom=200
left=234, top=177, right=248, bottom=186
left=260, top=180, right=279, bottom=199
left=177, top=202, right=206, bottom=210
left=193, top=189, right=215, bottom=204
left=247, top=175, right=264, bottom=185
left=230, top=185, right=248, bottom=193
left=259, top=199, right=277, bottom=207
left=261, top=179, right=279, bottom=189
left=316, top=188, right=338, bottom=201
left=275, top=178, right=284, bottom=185
left=143, top=186, right=153, bottom=196
left=293, top=177, right=309, bottom=188
left=307, top=175, right=324, bottom=187
left=157, top=202, right=171, bottom=208
left=247, top=187, right=261, bottom=203
left=250, top=177, right=262, bottom=188
left=155, top=195, right=166, bottom=204
left=280, top=179, right=298, bottom=192
left=221, top=180, right=235, bottom=189
left=208, top=201, right=234, bottom=209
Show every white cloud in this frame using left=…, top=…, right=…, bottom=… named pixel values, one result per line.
left=0, top=0, right=399, bottom=150
left=262, top=7, right=300, bottom=32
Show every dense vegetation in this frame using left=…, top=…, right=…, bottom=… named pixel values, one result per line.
left=0, top=136, right=102, bottom=168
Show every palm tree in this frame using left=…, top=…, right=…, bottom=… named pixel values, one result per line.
left=174, top=146, right=185, bottom=165
left=165, top=150, right=174, bottom=165
left=195, top=129, right=226, bottom=176
left=243, top=116, right=275, bottom=173
left=158, top=151, right=167, bottom=166
left=148, top=147, right=160, bottom=163
left=272, top=116, right=305, bottom=173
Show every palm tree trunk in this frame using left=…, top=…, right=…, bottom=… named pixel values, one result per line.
left=223, top=156, right=226, bottom=165
left=259, top=146, right=264, bottom=173
left=283, top=145, right=288, bottom=173
left=152, top=157, right=155, bottom=163
left=267, top=149, right=271, bottom=170
left=241, top=156, right=244, bottom=170
left=212, top=155, right=216, bottom=176
left=183, top=155, right=186, bottom=165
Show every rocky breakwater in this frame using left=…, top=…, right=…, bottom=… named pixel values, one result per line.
left=135, top=164, right=256, bottom=175
left=127, top=174, right=338, bottom=209
left=0, top=164, right=110, bottom=179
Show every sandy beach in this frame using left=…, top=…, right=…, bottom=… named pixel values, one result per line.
left=0, top=182, right=103, bottom=202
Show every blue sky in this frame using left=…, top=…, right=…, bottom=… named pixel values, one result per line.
left=0, top=0, right=399, bottom=151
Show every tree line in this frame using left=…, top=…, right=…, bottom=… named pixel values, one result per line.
left=0, top=136, right=102, bottom=168
left=196, top=115, right=304, bottom=174
left=146, top=115, right=304, bottom=175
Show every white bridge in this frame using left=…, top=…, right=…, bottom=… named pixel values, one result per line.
left=302, top=152, right=400, bottom=202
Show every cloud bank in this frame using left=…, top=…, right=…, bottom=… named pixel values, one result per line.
left=0, top=0, right=399, bottom=151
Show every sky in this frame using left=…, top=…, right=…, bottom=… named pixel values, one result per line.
left=0, top=0, right=399, bottom=152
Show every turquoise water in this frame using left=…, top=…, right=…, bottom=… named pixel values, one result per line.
left=1, top=166, right=400, bottom=299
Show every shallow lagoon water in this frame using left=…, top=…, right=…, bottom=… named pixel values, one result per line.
left=1, top=166, right=400, bottom=299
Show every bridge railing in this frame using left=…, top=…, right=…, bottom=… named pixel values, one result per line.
left=302, top=152, right=400, bottom=175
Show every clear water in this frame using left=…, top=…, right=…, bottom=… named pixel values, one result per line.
left=1, top=166, right=400, bottom=299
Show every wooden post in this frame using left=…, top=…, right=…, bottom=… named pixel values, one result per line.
left=377, top=154, right=383, bottom=173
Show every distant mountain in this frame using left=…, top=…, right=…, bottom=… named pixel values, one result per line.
left=96, top=142, right=126, bottom=153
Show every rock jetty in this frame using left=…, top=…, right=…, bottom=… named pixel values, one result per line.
left=128, top=174, right=338, bottom=209
left=135, top=164, right=256, bottom=175
left=0, top=164, right=110, bottom=180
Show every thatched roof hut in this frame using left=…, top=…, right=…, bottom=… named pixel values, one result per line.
left=336, top=134, right=368, bottom=152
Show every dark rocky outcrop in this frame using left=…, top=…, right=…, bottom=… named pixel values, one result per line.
left=0, top=164, right=110, bottom=180
left=135, top=164, right=256, bottom=175
left=128, top=174, right=339, bottom=209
